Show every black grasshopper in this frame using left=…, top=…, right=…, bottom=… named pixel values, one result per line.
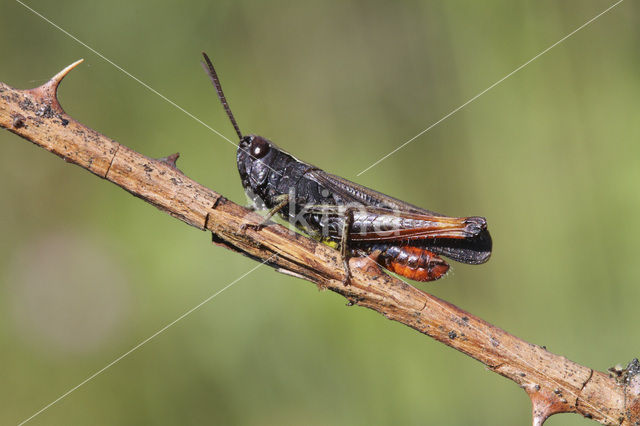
left=202, top=53, right=491, bottom=283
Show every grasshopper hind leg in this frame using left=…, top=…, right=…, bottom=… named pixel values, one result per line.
left=339, top=208, right=356, bottom=286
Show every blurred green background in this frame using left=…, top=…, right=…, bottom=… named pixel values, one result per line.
left=1, top=1, right=638, bottom=424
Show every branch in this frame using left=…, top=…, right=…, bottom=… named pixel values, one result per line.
left=1, top=60, right=638, bottom=426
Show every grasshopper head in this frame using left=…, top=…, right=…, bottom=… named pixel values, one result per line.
left=236, top=135, right=276, bottom=194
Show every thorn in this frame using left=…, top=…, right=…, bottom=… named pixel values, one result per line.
left=526, top=384, right=571, bottom=426
left=48, top=59, right=85, bottom=91
left=158, top=152, right=181, bottom=171
left=28, top=59, right=84, bottom=115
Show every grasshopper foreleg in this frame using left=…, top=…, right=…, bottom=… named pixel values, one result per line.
left=241, top=194, right=290, bottom=232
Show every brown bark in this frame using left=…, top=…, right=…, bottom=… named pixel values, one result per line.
left=1, top=60, right=638, bottom=426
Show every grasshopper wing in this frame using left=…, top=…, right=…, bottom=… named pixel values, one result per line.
left=307, top=170, right=441, bottom=215
left=305, top=171, right=491, bottom=264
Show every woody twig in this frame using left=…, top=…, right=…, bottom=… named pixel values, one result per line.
left=1, top=61, right=638, bottom=425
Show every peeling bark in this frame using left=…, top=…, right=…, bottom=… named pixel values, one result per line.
left=1, top=60, right=638, bottom=425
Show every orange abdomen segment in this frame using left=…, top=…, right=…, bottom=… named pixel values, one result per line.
left=378, top=246, right=449, bottom=282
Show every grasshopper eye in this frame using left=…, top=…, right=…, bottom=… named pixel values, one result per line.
left=250, top=137, right=270, bottom=159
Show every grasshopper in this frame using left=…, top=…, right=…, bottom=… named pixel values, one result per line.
left=202, top=53, right=491, bottom=284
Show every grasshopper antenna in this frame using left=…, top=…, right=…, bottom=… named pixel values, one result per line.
left=201, top=52, right=243, bottom=140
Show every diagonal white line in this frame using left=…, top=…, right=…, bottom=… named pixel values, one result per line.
left=356, top=0, right=625, bottom=176
left=375, top=262, right=619, bottom=425
left=13, top=1, right=624, bottom=424
left=16, top=0, right=287, bottom=179
left=17, top=256, right=275, bottom=426
left=15, top=0, right=236, bottom=147
left=13, top=1, right=285, bottom=422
